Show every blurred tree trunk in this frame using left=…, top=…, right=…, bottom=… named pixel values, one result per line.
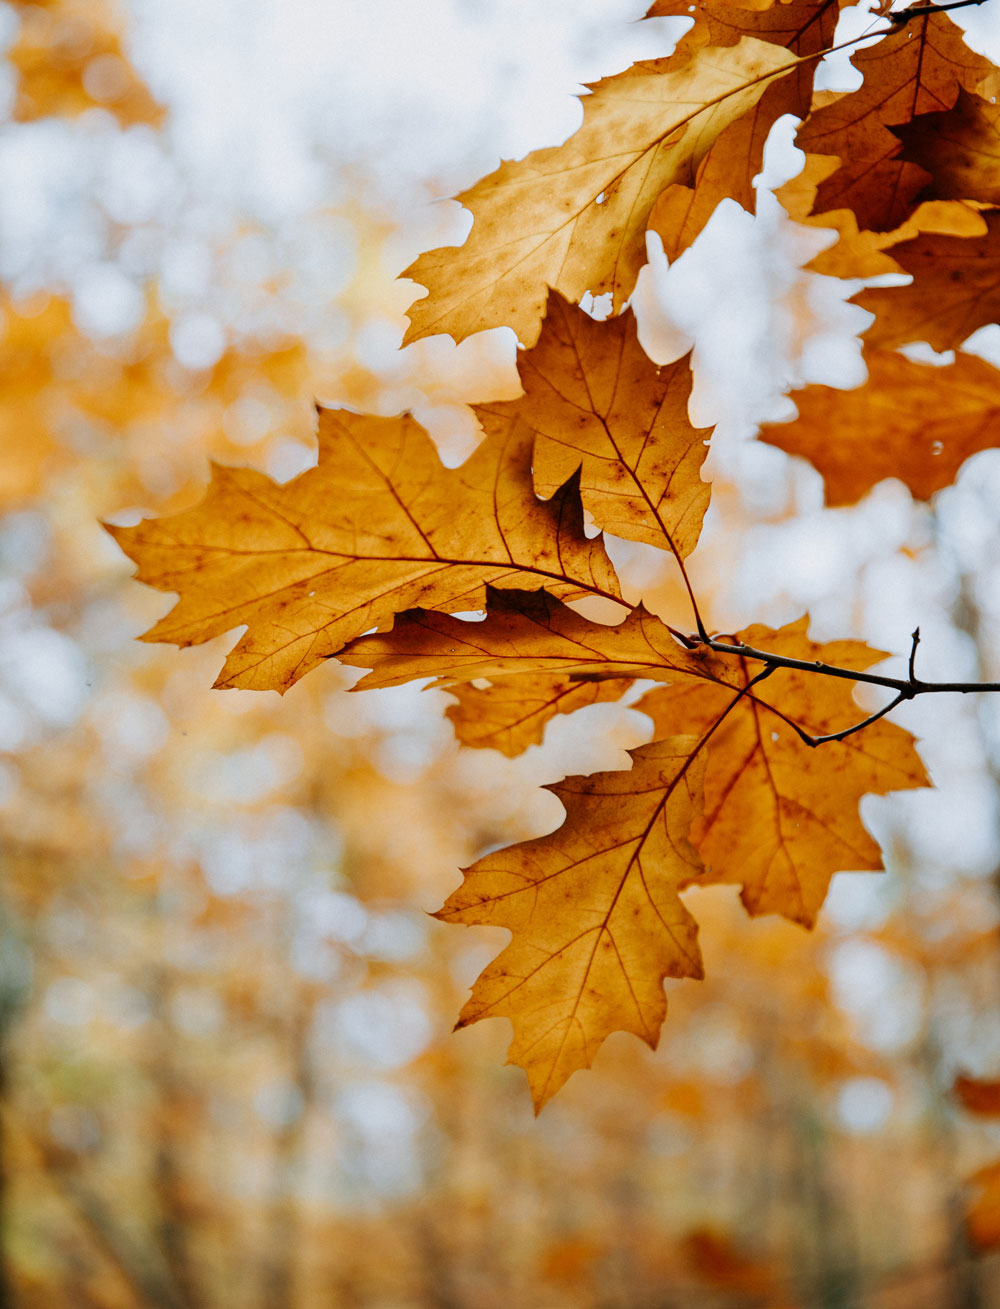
left=0, top=905, right=29, bottom=1309
left=259, top=998, right=315, bottom=1309
left=0, top=1041, right=11, bottom=1309
left=148, top=972, right=208, bottom=1309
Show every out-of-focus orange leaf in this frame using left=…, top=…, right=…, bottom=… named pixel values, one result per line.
left=108, top=409, right=621, bottom=693
left=474, top=293, right=712, bottom=555
left=955, top=1074, right=1000, bottom=1116
left=539, top=1237, right=602, bottom=1285
left=968, top=1160, right=1000, bottom=1250
left=856, top=212, right=1000, bottom=350
left=638, top=619, right=929, bottom=926
left=682, top=1226, right=779, bottom=1296
left=794, top=13, right=998, bottom=231
left=759, top=347, right=1000, bottom=505
left=0, top=293, right=310, bottom=510
left=437, top=738, right=706, bottom=1109
left=402, top=39, right=797, bottom=348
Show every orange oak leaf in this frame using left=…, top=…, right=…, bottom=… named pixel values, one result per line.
left=648, top=0, right=843, bottom=63
left=437, top=737, right=707, bottom=1109
left=402, top=38, right=798, bottom=348
left=759, top=347, right=1000, bottom=505
left=442, top=674, right=634, bottom=757
left=474, top=293, right=712, bottom=555
left=637, top=619, right=929, bottom=926
left=646, top=0, right=844, bottom=259
left=775, top=153, right=988, bottom=279
left=648, top=89, right=793, bottom=261
left=682, top=1227, right=779, bottom=1297
left=892, top=89, right=1000, bottom=205
left=855, top=211, right=1000, bottom=351
left=794, top=13, right=999, bottom=232
left=339, top=587, right=732, bottom=691
left=107, top=410, right=621, bottom=693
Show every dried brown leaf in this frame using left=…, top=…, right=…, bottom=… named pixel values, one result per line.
left=476, top=293, right=713, bottom=555
left=795, top=12, right=999, bottom=232
left=403, top=39, right=798, bottom=348
left=760, top=346, right=1000, bottom=504
left=108, top=410, right=621, bottom=693
left=638, top=619, right=929, bottom=926
left=856, top=210, right=1000, bottom=350
left=438, top=737, right=707, bottom=1109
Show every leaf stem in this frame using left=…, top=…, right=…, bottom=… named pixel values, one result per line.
left=673, top=553, right=711, bottom=644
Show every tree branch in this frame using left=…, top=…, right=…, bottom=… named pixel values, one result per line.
left=909, top=627, right=921, bottom=683
left=752, top=689, right=911, bottom=748
left=888, top=0, right=990, bottom=23
left=681, top=625, right=1000, bottom=748
left=696, top=633, right=1000, bottom=699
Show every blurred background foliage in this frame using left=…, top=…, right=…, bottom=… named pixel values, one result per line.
left=5, top=1, right=1000, bottom=1305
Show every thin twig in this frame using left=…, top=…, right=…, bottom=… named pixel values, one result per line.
left=889, top=0, right=990, bottom=22
left=683, top=626, right=1000, bottom=749
left=696, top=634, right=1000, bottom=698
left=909, top=627, right=921, bottom=684
left=789, top=691, right=909, bottom=748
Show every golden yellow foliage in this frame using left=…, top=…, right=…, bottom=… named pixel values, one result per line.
left=403, top=38, right=798, bottom=347
left=438, top=737, right=706, bottom=1109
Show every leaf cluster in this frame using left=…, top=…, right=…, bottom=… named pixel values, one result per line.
left=111, top=0, right=1000, bottom=1109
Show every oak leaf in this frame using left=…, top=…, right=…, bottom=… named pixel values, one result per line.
left=402, top=38, right=798, bottom=348
left=340, top=586, right=732, bottom=754
left=775, top=153, right=988, bottom=279
left=856, top=211, right=1000, bottom=351
left=646, top=0, right=844, bottom=259
left=441, top=674, right=634, bottom=758
left=891, top=89, right=1000, bottom=205
left=648, top=0, right=842, bottom=63
left=108, top=409, right=621, bottom=693
left=794, top=13, right=999, bottom=232
left=638, top=620, right=929, bottom=926
left=437, top=737, right=707, bottom=1109
left=475, top=293, right=712, bottom=555
left=759, top=347, right=1000, bottom=505
left=340, top=586, right=730, bottom=688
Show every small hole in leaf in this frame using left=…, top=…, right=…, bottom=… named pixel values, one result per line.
left=931, top=441, right=943, bottom=455
left=771, top=731, right=780, bottom=742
